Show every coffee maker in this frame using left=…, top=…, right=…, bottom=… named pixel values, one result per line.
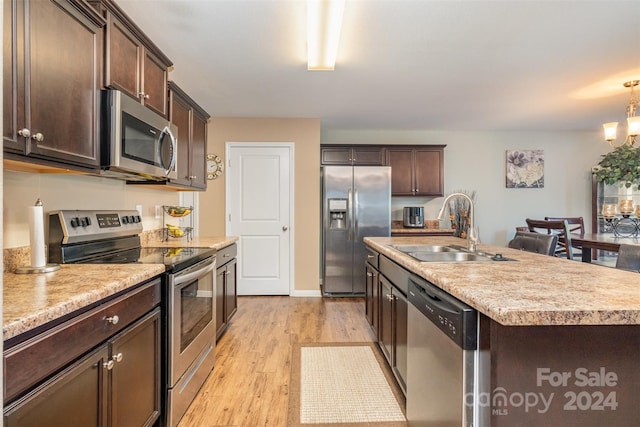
left=403, top=207, right=425, bottom=228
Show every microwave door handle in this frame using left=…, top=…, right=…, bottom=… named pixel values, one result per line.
left=163, top=126, right=177, bottom=176
left=173, top=261, right=216, bottom=287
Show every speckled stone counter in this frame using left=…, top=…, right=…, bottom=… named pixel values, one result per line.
left=3, top=235, right=237, bottom=343
left=143, top=236, right=238, bottom=250
left=3, top=264, right=165, bottom=341
left=365, top=235, right=640, bottom=326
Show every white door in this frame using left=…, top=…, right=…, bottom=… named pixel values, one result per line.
left=226, top=143, right=293, bottom=295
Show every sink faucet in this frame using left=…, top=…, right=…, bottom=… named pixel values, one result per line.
left=437, top=193, right=479, bottom=252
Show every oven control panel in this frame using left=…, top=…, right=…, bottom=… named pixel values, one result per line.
left=49, top=210, right=143, bottom=244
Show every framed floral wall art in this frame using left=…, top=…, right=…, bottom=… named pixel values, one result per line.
left=506, top=150, right=544, bottom=188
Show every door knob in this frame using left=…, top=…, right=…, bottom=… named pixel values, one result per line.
left=282, top=226, right=288, bottom=231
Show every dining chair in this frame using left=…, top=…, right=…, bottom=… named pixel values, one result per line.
left=614, top=244, right=640, bottom=272
left=544, top=216, right=585, bottom=258
left=508, top=231, right=558, bottom=256
left=525, top=218, right=573, bottom=259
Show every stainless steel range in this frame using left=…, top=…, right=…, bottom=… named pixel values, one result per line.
left=48, top=210, right=216, bottom=427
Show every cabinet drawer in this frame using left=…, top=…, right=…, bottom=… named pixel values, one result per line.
left=4, top=278, right=161, bottom=403
left=365, top=247, right=379, bottom=269
left=379, top=255, right=409, bottom=296
left=217, top=243, right=237, bottom=267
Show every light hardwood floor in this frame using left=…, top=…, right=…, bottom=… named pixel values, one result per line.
left=177, top=296, right=385, bottom=426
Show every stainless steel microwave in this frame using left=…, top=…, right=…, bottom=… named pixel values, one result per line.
left=100, top=89, right=177, bottom=181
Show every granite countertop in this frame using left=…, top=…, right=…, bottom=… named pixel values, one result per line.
left=390, top=220, right=453, bottom=235
left=391, top=227, right=455, bottom=234
left=3, top=264, right=165, bottom=341
left=144, top=236, right=238, bottom=250
left=3, top=236, right=238, bottom=342
left=364, top=235, right=640, bottom=327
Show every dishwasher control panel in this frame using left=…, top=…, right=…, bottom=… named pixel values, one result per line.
left=408, top=277, right=477, bottom=350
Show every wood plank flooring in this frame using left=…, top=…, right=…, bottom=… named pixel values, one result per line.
left=177, top=296, right=392, bottom=427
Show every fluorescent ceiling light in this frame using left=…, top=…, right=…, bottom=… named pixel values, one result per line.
left=307, top=0, right=345, bottom=71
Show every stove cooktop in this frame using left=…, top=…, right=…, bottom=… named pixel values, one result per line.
left=76, top=246, right=216, bottom=272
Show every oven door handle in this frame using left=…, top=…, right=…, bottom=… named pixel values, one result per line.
left=173, top=260, right=216, bottom=287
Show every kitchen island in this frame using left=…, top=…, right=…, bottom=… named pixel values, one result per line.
left=365, top=235, right=639, bottom=426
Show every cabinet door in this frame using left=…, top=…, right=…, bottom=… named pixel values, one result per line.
left=393, top=290, right=408, bottom=393
left=414, top=149, right=444, bottom=196
left=215, top=265, right=227, bottom=339
left=2, top=0, right=21, bottom=151
left=365, top=264, right=375, bottom=327
left=321, top=147, right=352, bottom=165
left=225, top=258, right=238, bottom=322
left=379, top=277, right=393, bottom=365
left=105, top=16, right=142, bottom=103
left=387, top=149, right=415, bottom=196
left=4, top=346, right=109, bottom=427
left=190, top=110, right=208, bottom=189
left=4, top=0, right=102, bottom=167
left=109, top=308, right=161, bottom=427
left=141, top=49, right=168, bottom=117
left=169, top=89, right=193, bottom=187
left=352, top=147, right=385, bottom=165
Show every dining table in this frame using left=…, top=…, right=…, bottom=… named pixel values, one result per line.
left=570, top=232, right=640, bottom=262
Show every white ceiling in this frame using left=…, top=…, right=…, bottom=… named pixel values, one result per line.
left=117, top=0, right=640, bottom=134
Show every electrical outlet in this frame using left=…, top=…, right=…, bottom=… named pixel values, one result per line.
left=155, top=205, right=162, bottom=219
left=135, top=204, right=142, bottom=215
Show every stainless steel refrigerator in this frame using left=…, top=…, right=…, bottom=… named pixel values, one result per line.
left=322, top=166, right=391, bottom=295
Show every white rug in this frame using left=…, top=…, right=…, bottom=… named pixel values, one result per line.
left=299, top=345, right=406, bottom=424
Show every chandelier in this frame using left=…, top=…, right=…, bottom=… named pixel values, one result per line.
left=603, top=80, right=640, bottom=147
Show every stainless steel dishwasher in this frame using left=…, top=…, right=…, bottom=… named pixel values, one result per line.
left=406, top=274, right=487, bottom=427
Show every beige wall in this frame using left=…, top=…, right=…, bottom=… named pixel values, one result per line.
left=2, top=171, right=180, bottom=248
left=201, top=118, right=321, bottom=293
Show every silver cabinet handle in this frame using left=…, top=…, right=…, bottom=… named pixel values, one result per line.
left=103, top=360, right=115, bottom=370
left=138, top=92, right=150, bottom=100
left=282, top=226, right=288, bottom=231
left=112, top=352, right=123, bottom=363
left=106, top=315, right=120, bottom=325
left=31, top=132, right=44, bottom=142
left=18, top=128, right=31, bottom=138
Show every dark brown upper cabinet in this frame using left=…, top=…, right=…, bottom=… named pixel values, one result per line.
left=3, top=0, right=105, bottom=171
left=386, top=145, right=445, bottom=197
left=168, top=82, right=210, bottom=190
left=89, top=0, right=172, bottom=118
left=321, top=145, right=386, bottom=165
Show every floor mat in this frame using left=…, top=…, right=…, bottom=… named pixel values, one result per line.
left=288, top=342, right=406, bottom=426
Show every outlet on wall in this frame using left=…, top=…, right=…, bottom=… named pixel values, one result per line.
left=155, top=205, right=162, bottom=219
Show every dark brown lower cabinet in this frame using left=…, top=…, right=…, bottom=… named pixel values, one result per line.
left=216, top=244, right=238, bottom=340
left=4, top=308, right=161, bottom=427
left=379, top=275, right=408, bottom=393
left=365, top=262, right=380, bottom=338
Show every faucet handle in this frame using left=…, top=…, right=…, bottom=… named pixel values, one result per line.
left=468, top=226, right=480, bottom=252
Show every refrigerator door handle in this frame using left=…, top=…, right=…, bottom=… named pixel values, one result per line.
left=347, top=188, right=353, bottom=241
left=354, top=189, right=359, bottom=240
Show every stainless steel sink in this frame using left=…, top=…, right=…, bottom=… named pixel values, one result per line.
left=388, top=244, right=514, bottom=263
left=407, top=251, right=493, bottom=262
left=390, top=244, right=460, bottom=253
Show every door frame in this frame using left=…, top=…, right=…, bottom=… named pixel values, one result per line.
left=224, top=142, right=295, bottom=296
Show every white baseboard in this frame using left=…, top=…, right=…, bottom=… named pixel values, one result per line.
left=290, top=289, right=323, bottom=297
